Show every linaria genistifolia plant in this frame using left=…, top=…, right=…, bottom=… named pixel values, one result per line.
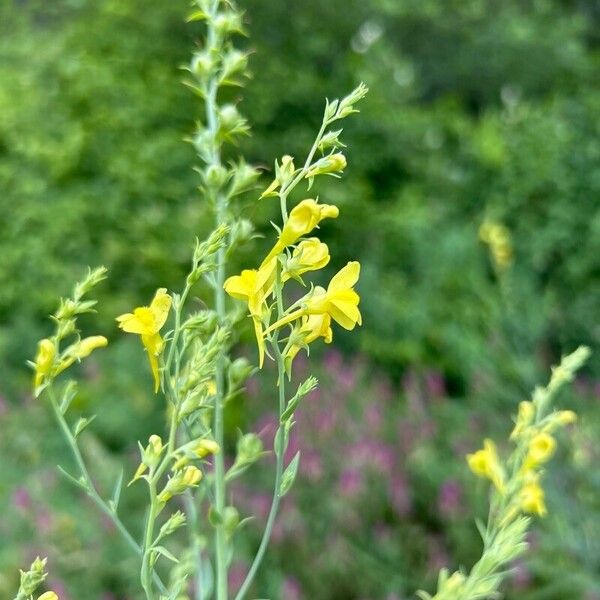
left=31, top=1, right=366, bottom=598
left=418, top=346, right=590, bottom=600
left=27, top=1, right=590, bottom=599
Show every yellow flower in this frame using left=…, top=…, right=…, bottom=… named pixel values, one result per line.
left=269, top=261, right=362, bottom=334
left=224, top=258, right=277, bottom=367
left=192, top=438, right=220, bottom=458
left=262, top=199, right=339, bottom=264
left=58, top=335, right=108, bottom=373
left=556, top=410, right=577, bottom=425
left=510, top=400, right=535, bottom=440
left=182, top=465, right=203, bottom=486
left=37, top=593, right=59, bottom=600
left=466, top=439, right=506, bottom=493
left=158, top=465, right=203, bottom=503
left=524, top=432, right=556, bottom=469
left=116, top=288, right=172, bottom=392
left=71, top=335, right=108, bottom=359
left=519, top=476, right=547, bottom=516
left=285, top=313, right=333, bottom=370
left=33, top=338, right=56, bottom=388
left=283, top=238, right=330, bottom=281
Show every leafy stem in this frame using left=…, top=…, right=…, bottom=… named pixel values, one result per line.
left=234, top=263, right=288, bottom=600
left=47, top=385, right=168, bottom=595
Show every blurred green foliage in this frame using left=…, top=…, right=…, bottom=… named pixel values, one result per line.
left=0, top=0, right=599, bottom=598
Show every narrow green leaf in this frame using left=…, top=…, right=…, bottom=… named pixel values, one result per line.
left=186, top=9, right=208, bottom=22
left=73, top=415, right=96, bottom=438
left=278, top=451, right=300, bottom=497
left=57, top=465, right=88, bottom=491
left=109, top=468, right=124, bottom=512
left=153, top=546, right=180, bottom=564
left=60, top=380, right=78, bottom=414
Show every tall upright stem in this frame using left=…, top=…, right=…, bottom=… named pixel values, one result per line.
left=202, top=2, right=229, bottom=596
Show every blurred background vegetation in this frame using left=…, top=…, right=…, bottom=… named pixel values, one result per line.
left=0, top=0, right=599, bottom=598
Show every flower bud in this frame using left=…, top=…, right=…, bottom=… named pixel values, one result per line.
left=229, top=218, right=255, bottom=246
left=213, top=11, right=244, bottom=36
left=159, top=510, right=187, bottom=538
left=190, top=51, right=215, bottom=78
left=223, top=505, right=240, bottom=539
left=236, top=433, right=263, bottom=465
left=318, top=129, right=346, bottom=152
left=305, top=153, right=346, bottom=178
left=229, top=160, right=260, bottom=197
left=556, top=410, right=577, bottom=425
left=158, top=466, right=203, bottom=503
left=204, top=164, right=230, bottom=190
left=147, top=435, right=164, bottom=462
left=510, top=401, right=535, bottom=440
left=221, top=49, right=248, bottom=81
left=334, top=82, right=368, bottom=119
left=277, top=155, right=296, bottom=186
left=228, top=357, right=253, bottom=388
left=193, top=438, right=220, bottom=458
left=34, top=339, right=56, bottom=388
left=19, top=557, right=48, bottom=596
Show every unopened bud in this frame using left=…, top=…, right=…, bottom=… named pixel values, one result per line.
left=236, top=433, right=263, bottom=465
left=305, top=153, right=346, bottom=178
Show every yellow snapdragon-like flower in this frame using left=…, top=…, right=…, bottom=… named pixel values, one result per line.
left=70, top=335, right=108, bottom=359
left=33, top=338, right=56, bottom=388
left=283, top=238, right=330, bottom=281
left=224, top=258, right=277, bottom=367
left=158, top=465, right=203, bottom=503
left=58, top=335, right=108, bottom=373
left=524, top=432, right=556, bottom=469
left=285, top=313, right=333, bottom=370
left=269, top=261, right=362, bottom=333
left=37, top=593, right=59, bottom=600
left=116, top=288, right=172, bottom=392
left=262, top=199, right=339, bottom=264
left=466, top=439, right=506, bottom=493
left=519, top=475, right=547, bottom=516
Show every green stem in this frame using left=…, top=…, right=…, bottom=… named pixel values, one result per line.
left=165, top=282, right=192, bottom=375
left=141, top=482, right=160, bottom=600
left=183, top=489, right=206, bottom=599
left=203, top=2, right=229, bottom=593
left=279, top=111, right=329, bottom=208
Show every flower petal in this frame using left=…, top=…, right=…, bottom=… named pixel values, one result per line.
left=328, top=261, right=360, bottom=293
left=150, top=288, right=172, bottom=330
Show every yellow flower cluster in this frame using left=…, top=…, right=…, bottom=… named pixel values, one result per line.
left=467, top=399, right=578, bottom=518
left=116, top=288, right=172, bottom=392
left=224, top=196, right=361, bottom=368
